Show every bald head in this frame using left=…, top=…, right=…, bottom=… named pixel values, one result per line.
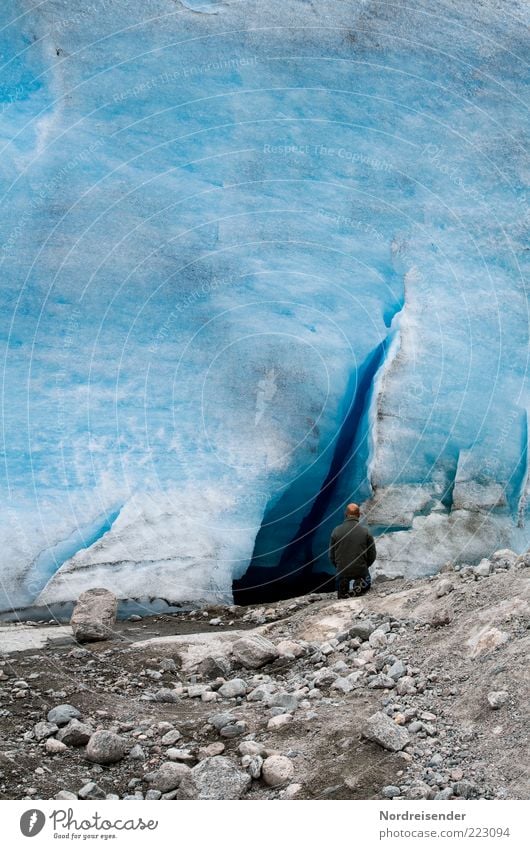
left=345, top=503, right=360, bottom=519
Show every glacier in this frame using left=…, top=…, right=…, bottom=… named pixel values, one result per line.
left=0, top=0, right=529, bottom=614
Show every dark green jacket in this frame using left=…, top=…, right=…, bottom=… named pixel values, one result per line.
left=329, top=517, right=376, bottom=578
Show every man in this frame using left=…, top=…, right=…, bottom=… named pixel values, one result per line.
left=329, top=503, right=376, bottom=599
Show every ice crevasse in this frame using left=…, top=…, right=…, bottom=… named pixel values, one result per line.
left=0, top=0, right=528, bottom=613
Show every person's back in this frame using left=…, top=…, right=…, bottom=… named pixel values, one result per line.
left=329, top=503, right=376, bottom=598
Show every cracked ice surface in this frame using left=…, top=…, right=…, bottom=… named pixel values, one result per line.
left=0, top=0, right=529, bottom=610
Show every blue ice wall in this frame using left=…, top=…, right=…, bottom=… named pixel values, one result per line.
left=0, top=0, right=528, bottom=610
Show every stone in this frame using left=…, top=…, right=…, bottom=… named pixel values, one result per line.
left=396, top=676, right=417, bottom=696
left=219, top=721, right=247, bottom=738
left=187, top=684, right=210, bottom=698
left=349, top=620, right=376, bottom=640
left=473, top=559, right=492, bottom=578
left=78, top=782, right=106, bottom=800
left=247, top=683, right=277, bottom=702
left=331, top=677, right=353, bottom=694
left=145, top=790, right=162, bottom=800
left=267, top=713, right=293, bottom=730
left=369, top=629, right=388, bottom=648
left=387, top=660, right=407, bottom=681
left=382, top=785, right=401, bottom=798
left=56, top=718, right=92, bottom=747
left=199, top=656, right=232, bottom=679
left=408, top=781, right=432, bottom=800
left=276, top=640, right=305, bottom=658
left=262, top=755, right=294, bottom=788
left=70, top=587, right=117, bottom=642
left=368, top=673, right=395, bottom=689
left=154, top=688, right=179, bottom=703
left=436, top=579, right=454, bottom=598
left=487, top=690, right=509, bottom=709
left=428, top=605, right=453, bottom=627
left=468, top=628, right=509, bottom=657
left=231, top=634, right=279, bottom=668
left=491, top=549, right=518, bottom=570
left=238, top=741, right=264, bottom=757
left=55, top=790, right=77, bottom=800
left=34, top=721, right=59, bottom=741
left=161, top=729, right=181, bottom=745
left=282, top=783, right=303, bottom=799
left=86, top=730, right=128, bottom=764
left=453, top=780, right=480, bottom=799
left=208, top=711, right=237, bottom=730
left=312, top=668, right=337, bottom=687
left=167, top=748, right=196, bottom=762
left=218, top=678, right=247, bottom=698
left=128, top=744, right=146, bottom=760
left=45, top=738, right=68, bottom=754
left=241, top=754, right=263, bottom=779
left=145, top=762, right=191, bottom=792
left=47, top=704, right=81, bottom=726
left=362, top=712, right=411, bottom=752
left=177, top=756, right=251, bottom=800
left=198, top=742, right=225, bottom=759
left=268, top=692, right=299, bottom=712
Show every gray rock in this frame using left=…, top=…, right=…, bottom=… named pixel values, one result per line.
left=161, top=729, right=181, bottom=745
left=267, top=713, right=293, bottom=730
left=128, top=744, right=146, bottom=761
left=154, top=688, right=179, bottom=703
left=453, top=780, right=480, bottom=799
left=220, top=720, right=247, bottom=738
left=262, top=755, right=295, bottom=788
left=408, top=781, right=432, bottom=800
left=78, top=782, right=106, bottom=800
left=199, top=655, right=232, bottom=679
left=34, top=721, right=59, bottom=741
left=268, top=692, right=299, bottom=712
left=362, top=712, right=410, bottom=752
left=86, top=730, right=128, bottom=764
left=247, top=683, right=277, bottom=702
left=368, top=673, right=395, bottom=689
left=349, top=620, right=376, bottom=640
left=145, top=790, right=162, bottom=800
left=231, top=634, right=279, bottom=669
left=208, top=711, right=237, bottom=730
left=177, top=756, right=251, bottom=799
left=241, top=754, right=263, bottom=779
left=70, top=587, right=117, bottom=642
left=396, top=676, right=417, bottom=696
left=473, top=559, right=492, bottom=578
left=331, top=677, right=354, bottom=694
left=491, top=549, right=517, bottom=570
left=387, top=660, right=407, bottom=681
left=436, top=579, right=454, bottom=598
left=47, top=704, right=81, bottom=726
left=166, top=748, right=196, bottom=763
left=45, top=738, right=68, bottom=754
left=55, top=790, right=77, bottom=800
left=145, top=761, right=191, bottom=792
left=382, top=785, right=401, bottom=798
left=369, top=629, right=388, bottom=648
left=218, top=678, right=247, bottom=698
left=56, top=718, right=92, bottom=747
left=434, top=788, right=454, bottom=799
left=487, top=690, right=509, bottom=709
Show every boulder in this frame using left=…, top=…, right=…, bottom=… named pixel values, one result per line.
left=491, top=549, right=518, bottom=570
left=362, top=711, right=410, bottom=752
left=86, top=731, right=128, bottom=764
left=262, top=755, right=294, bottom=788
left=473, top=559, right=492, bottom=578
left=218, top=678, right=247, bottom=698
left=56, top=719, right=92, bottom=747
left=70, top=588, right=117, bottom=642
left=145, top=761, right=191, bottom=792
left=177, top=756, right=251, bottom=799
left=34, top=721, right=59, bottom=741
left=349, top=620, right=376, bottom=640
left=231, top=634, right=278, bottom=668
left=47, top=704, right=81, bottom=726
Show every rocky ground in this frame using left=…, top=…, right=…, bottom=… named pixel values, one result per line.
left=0, top=548, right=528, bottom=801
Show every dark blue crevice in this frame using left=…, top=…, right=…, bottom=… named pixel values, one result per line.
left=233, top=335, right=394, bottom=604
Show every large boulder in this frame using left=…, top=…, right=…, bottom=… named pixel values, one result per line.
left=262, top=755, right=294, bottom=788
left=231, top=634, right=279, bottom=668
left=177, top=756, right=251, bottom=799
left=362, top=711, right=410, bottom=752
left=70, top=588, right=117, bottom=642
